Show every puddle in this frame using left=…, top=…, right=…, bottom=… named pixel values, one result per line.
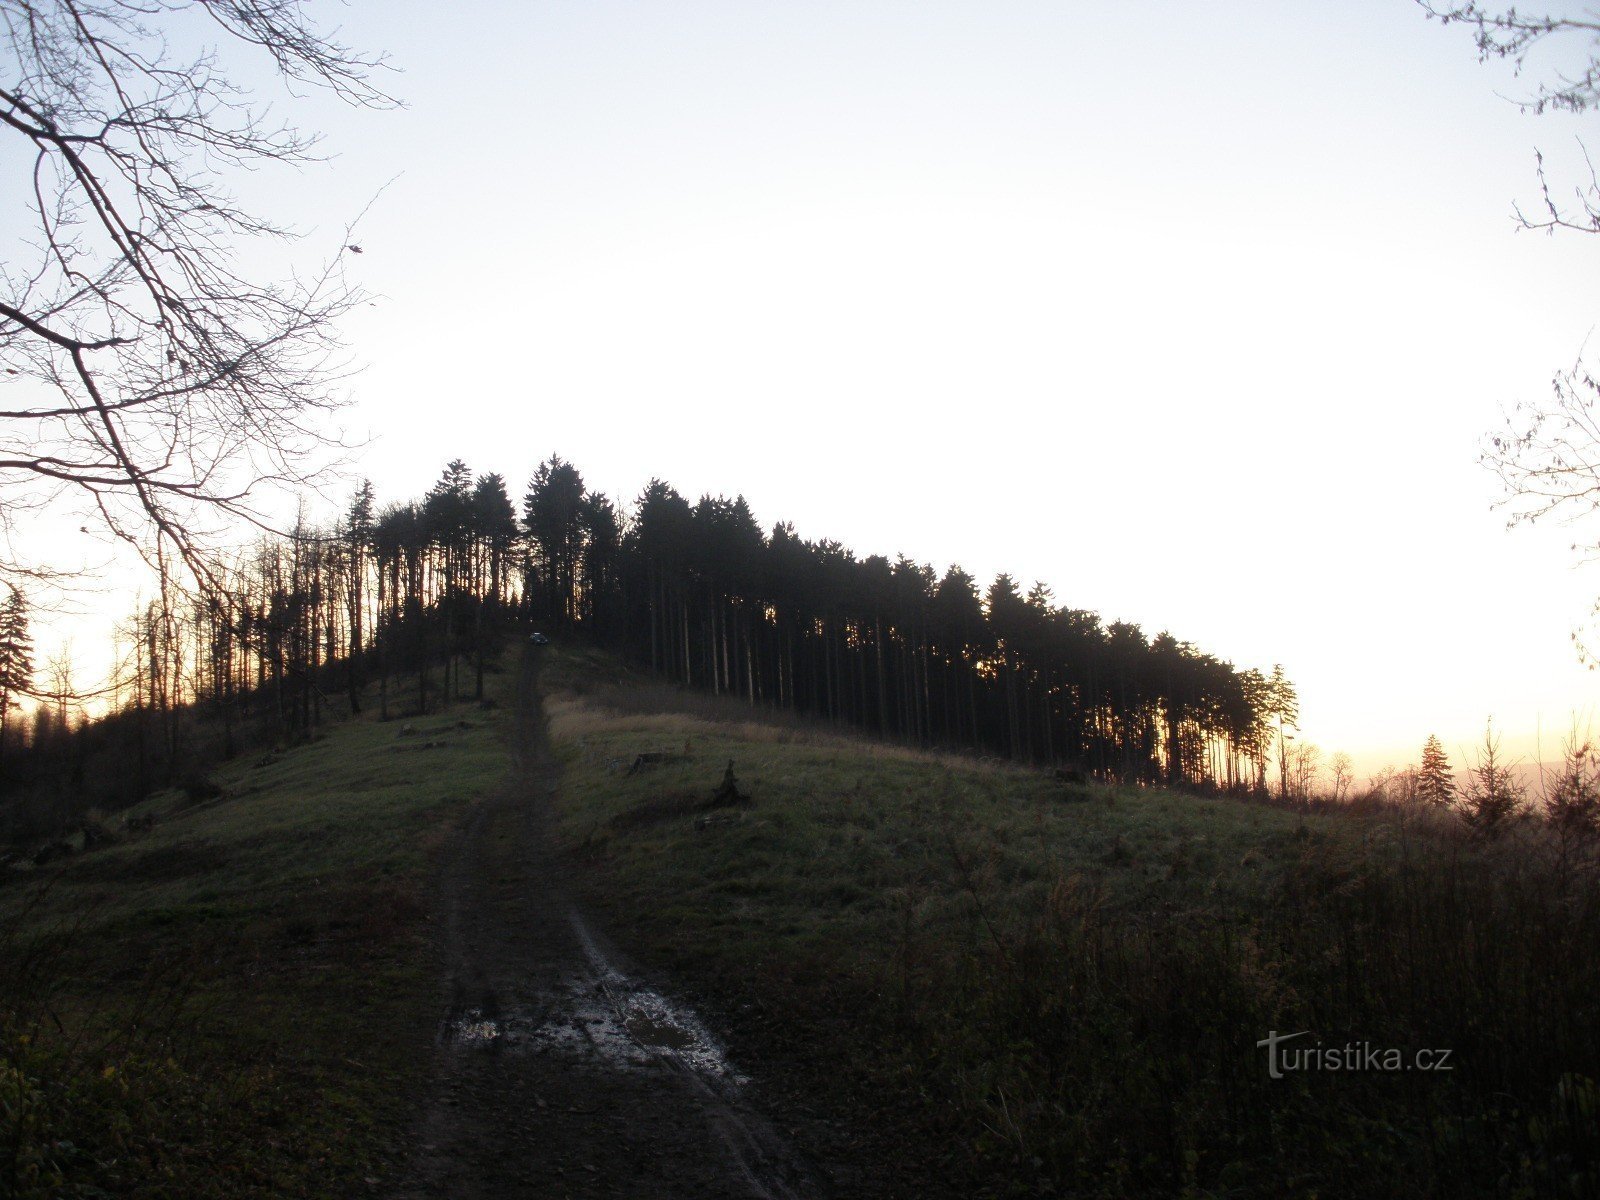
left=452, top=1014, right=502, bottom=1045
left=434, top=879, right=809, bottom=1199
left=624, top=1005, right=697, bottom=1051
left=445, top=980, right=655, bottom=1068
left=608, top=985, right=742, bottom=1080
left=570, top=909, right=746, bottom=1084
left=442, top=915, right=745, bottom=1086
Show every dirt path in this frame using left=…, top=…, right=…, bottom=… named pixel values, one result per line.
left=390, top=647, right=823, bottom=1200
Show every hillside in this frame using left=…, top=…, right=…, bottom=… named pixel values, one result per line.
left=0, top=662, right=519, bottom=1197
left=5, top=642, right=1600, bottom=1198
left=541, top=646, right=1600, bottom=1199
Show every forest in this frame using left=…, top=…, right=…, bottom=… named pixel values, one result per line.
left=0, top=454, right=1297, bottom=837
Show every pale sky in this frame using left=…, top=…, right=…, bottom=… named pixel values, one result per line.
left=20, top=0, right=1600, bottom=780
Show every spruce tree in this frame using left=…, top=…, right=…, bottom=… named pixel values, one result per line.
left=1461, top=723, right=1525, bottom=837
left=0, top=587, right=34, bottom=764
left=1418, top=734, right=1456, bottom=806
left=1543, top=735, right=1600, bottom=838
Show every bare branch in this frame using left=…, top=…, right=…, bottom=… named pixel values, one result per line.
left=0, top=0, right=395, bottom=593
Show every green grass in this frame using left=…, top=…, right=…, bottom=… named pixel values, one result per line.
left=544, top=654, right=1600, bottom=1199
left=547, top=690, right=1330, bottom=963
left=11, top=641, right=1597, bottom=1198
left=1, top=661, right=517, bottom=1199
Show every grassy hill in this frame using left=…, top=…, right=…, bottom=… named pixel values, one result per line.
left=0, top=662, right=519, bottom=1199
left=6, top=642, right=1600, bottom=1199
left=541, top=647, right=1600, bottom=1199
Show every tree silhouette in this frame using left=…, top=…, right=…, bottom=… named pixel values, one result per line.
left=1461, top=722, right=1526, bottom=836
left=1267, top=664, right=1299, bottom=799
left=0, top=454, right=1296, bottom=813
left=0, top=1, right=393, bottom=584
left=1543, top=731, right=1600, bottom=838
left=0, top=586, right=32, bottom=766
left=471, top=475, right=520, bottom=610
left=1418, top=734, right=1457, bottom=806
left=342, top=482, right=376, bottom=714
left=523, top=456, right=587, bottom=627
left=425, top=460, right=477, bottom=699
left=1329, top=751, right=1355, bottom=803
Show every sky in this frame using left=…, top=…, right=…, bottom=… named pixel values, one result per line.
left=16, top=0, right=1600, bottom=780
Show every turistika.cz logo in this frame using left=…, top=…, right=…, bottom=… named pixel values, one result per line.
left=1257, top=1030, right=1454, bottom=1079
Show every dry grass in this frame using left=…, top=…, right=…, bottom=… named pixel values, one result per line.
left=545, top=688, right=1021, bottom=777
left=543, top=649, right=1600, bottom=1200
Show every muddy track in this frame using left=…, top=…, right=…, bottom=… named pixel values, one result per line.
left=390, top=646, right=823, bottom=1199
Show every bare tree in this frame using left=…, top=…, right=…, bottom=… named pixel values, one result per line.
left=1289, top=741, right=1322, bottom=805
left=1369, top=764, right=1422, bottom=806
left=1423, top=6, right=1600, bottom=650
left=1329, top=750, right=1354, bottom=804
left=0, top=0, right=394, bottom=586
left=1424, top=4, right=1600, bottom=234
left=43, top=642, right=71, bottom=726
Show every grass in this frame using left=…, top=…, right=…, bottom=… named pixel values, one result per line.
left=10, top=640, right=1597, bottom=1198
left=0, top=659, right=517, bottom=1199
left=543, top=650, right=1600, bottom=1199
left=548, top=692, right=1323, bottom=956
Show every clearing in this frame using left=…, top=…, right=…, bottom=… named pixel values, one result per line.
left=8, top=641, right=1600, bottom=1199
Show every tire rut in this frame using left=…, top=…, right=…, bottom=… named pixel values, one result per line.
left=389, top=645, right=824, bottom=1200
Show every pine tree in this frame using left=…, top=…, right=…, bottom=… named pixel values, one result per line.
left=1543, top=734, right=1600, bottom=839
left=523, top=456, right=587, bottom=626
left=1268, top=664, right=1299, bottom=799
left=343, top=480, right=376, bottom=714
left=1461, top=722, right=1525, bottom=837
left=0, top=587, right=34, bottom=764
left=1418, top=734, right=1456, bottom=806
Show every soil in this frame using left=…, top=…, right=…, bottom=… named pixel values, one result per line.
left=388, top=648, right=827, bottom=1199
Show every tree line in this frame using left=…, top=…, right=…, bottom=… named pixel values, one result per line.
left=14, top=451, right=1598, bottom=844
left=0, top=454, right=1302, bottom=830
left=593, top=467, right=1296, bottom=790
